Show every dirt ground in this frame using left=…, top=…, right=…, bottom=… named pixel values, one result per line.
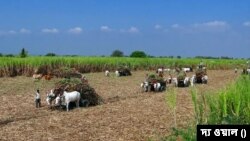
left=0, top=70, right=239, bottom=141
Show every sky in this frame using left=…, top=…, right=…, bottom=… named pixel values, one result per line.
left=0, top=0, right=250, bottom=58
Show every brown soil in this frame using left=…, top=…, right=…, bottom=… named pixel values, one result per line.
left=0, top=70, right=239, bottom=141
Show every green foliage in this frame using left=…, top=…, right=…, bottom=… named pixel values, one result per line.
left=0, top=56, right=247, bottom=77
left=58, top=78, right=81, bottom=85
left=162, top=127, right=196, bottom=141
left=111, top=50, right=124, bottom=57
left=130, top=50, right=147, bottom=58
left=206, top=75, right=250, bottom=124
left=177, top=56, right=181, bottom=59
left=147, top=73, right=164, bottom=82
left=5, top=54, right=14, bottom=57
left=19, top=48, right=28, bottom=58
left=195, top=56, right=234, bottom=59
left=0, top=53, right=2, bottom=57
left=0, top=56, right=245, bottom=69
left=165, top=88, right=177, bottom=110
left=45, top=53, right=56, bottom=57
left=164, top=75, right=250, bottom=140
left=190, top=88, right=207, bottom=124
left=165, top=87, right=177, bottom=128
left=177, top=71, right=186, bottom=80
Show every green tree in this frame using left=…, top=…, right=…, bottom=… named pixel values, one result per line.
left=20, top=48, right=28, bottom=58
left=45, top=53, right=56, bottom=57
left=111, top=50, right=124, bottom=57
left=5, top=54, right=14, bottom=57
left=130, top=50, right=147, bottom=58
left=0, top=53, right=2, bottom=57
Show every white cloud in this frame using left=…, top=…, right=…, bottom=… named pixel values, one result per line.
left=170, top=24, right=192, bottom=33
left=193, top=21, right=228, bottom=28
left=191, top=21, right=229, bottom=32
left=20, top=28, right=31, bottom=34
left=0, top=30, right=17, bottom=35
left=154, top=24, right=162, bottom=29
left=120, top=26, right=139, bottom=33
left=8, top=30, right=17, bottom=34
left=100, top=26, right=112, bottom=32
left=128, top=26, right=139, bottom=33
left=243, top=21, right=250, bottom=27
left=68, top=27, right=82, bottom=34
left=42, top=28, right=59, bottom=33
left=171, top=24, right=180, bottom=28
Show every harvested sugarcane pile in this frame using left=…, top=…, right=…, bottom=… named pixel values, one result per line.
left=177, top=71, right=186, bottom=81
left=51, top=67, right=82, bottom=78
left=54, top=78, right=104, bottom=106
left=146, top=74, right=165, bottom=84
left=142, top=73, right=166, bottom=92
left=195, top=68, right=207, bottom=83
left=195, top=68, right=206, bottom=78
left=117, top=66, right=132, bottom=76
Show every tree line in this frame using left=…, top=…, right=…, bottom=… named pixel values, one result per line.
left=0, top=48, right=249, bottom=59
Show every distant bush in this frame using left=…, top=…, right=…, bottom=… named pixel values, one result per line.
left=5, top=54, right=14, bottom=57
left=130, top=51, right=147, bottom=58
left=0, top=53, right=2, bottom=57
left=195, top=56, right=220, bottom=59
left=45, top=53, right=56, bottom=57
left=63, top=55, right=78, bottom=57
left=111, top=50, right=124, bottom=57
left=220, top=56, right=233, bottom=59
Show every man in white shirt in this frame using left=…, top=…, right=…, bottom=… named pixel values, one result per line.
left=35, top=89, right=41, bottom=108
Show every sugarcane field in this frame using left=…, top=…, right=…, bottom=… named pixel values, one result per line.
left=0, top=59, right=249, bottom=140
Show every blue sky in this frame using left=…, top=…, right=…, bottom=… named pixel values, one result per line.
left=0, top=0, right=250, bottom=58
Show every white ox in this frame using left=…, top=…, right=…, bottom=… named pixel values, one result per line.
left=164, top=68, right=171, bottom=72
left=190, top=75, right=195, bottom=87
left=190, top=74, right=208, bottom=86
left=140, top=81, right=149, bottom=92
left=157, top=68, right=163, bottom=73
left=140, top=81, right=165, bottom=92
left=172, top=77, right=191, bottom=87
left=57, top=91, right=81, bottom=112
left=153, top=82, right=162, bottom=92
left=115, top=70, right=120, bottom=77
left=247, top=69, right=250, bottom=74
left=33, top=74, right=43, bottom=80
left=182, top=67, right=193, bottom=73
left=105, top=70, right=110, bottom=77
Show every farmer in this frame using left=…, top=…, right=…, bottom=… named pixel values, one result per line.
left=167, top=73, right=173, bottom=84
left=234, top=68, right=238, bottom=73
left=198, top=60, right=204, bottom=69
left=175, top=67, right=181, bottom=73
left=81, top=75, right=88, bottom=84
left=144, top=73, right=152, bottom=83
left=35, top=89, right=41, bottom=108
